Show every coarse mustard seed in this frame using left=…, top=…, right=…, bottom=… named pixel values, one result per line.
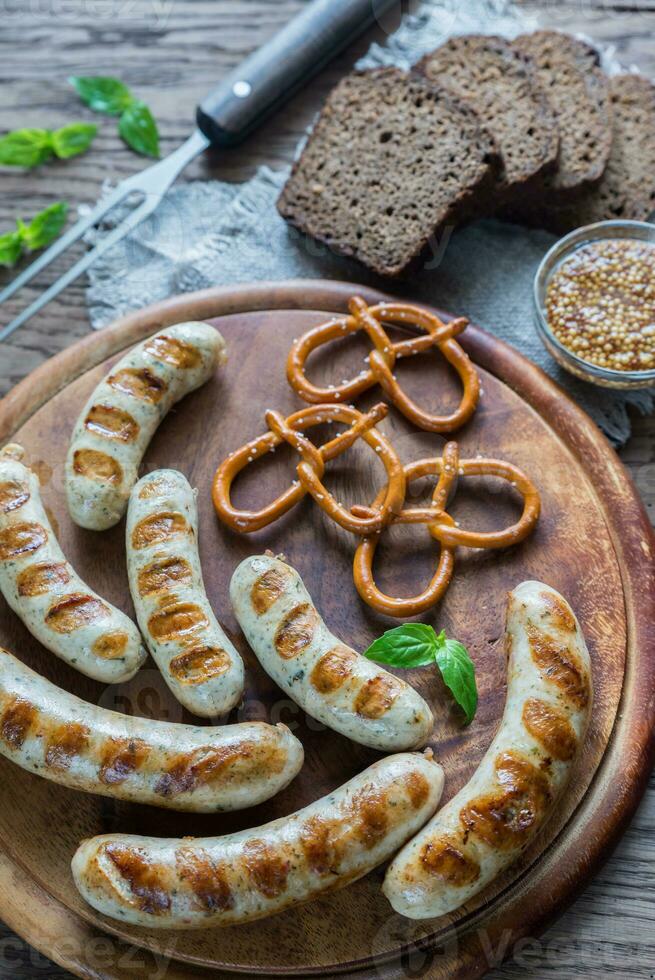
left=545, top=238, right=655, bottom=372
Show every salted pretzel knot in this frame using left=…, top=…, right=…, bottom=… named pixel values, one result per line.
left=212, top=402, right=406, bottom=535
left=352, top=443, right=541, bottom=617
left=286, top=296, right=480, bottom=433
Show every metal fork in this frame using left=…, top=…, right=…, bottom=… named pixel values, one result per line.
left=0, top=131, right=208, bottom=341
left=0, top=0, right=398, bottom=343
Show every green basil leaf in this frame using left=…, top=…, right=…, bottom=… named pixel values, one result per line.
left=69, top=76, right=134, bottom=115
left=21, top=202, right=68, bottom=251
left=435, top=638, right=478, bottom=725
left=0, top=129, right=53, bottom=167
left=51, top=122, right=98, bottom=159
left=0, top=231, right=23, bottom=267
left=118, top=100, right=160, bottom=158
left=363, top=623, right=438, bottom=668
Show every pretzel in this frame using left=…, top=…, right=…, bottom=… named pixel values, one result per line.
left=212, top=402, right=406, bottom=535
left=352, top=443, right=541, bottom=617
left=286, top=296, right=480, bottom=432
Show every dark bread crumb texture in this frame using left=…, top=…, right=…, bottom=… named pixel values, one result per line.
left=277, top=68, right=500, bottom=277
left=504, top=73, right=655, bottom=234
left=415, top=34, right=559, bottom=194
left=512, top=30, right=613, bottom=198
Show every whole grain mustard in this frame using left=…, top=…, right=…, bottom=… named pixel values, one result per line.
left=545, top=238, right=655, bottom=372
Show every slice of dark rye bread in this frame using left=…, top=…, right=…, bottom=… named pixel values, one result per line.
left=415, top=34, right=559, bottom=198
left=512, top=30, right=613, bottom=200
left=276, top=68, right=501, bottom=278
left=503, top=74, right=655, bottom=234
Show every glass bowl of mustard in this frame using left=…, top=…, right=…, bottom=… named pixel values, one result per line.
left=533, top=219, right=655, bottom=389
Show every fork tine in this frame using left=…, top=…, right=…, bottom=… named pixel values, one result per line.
left=0, top=185, right=134, bottom=307
left=0, top=131, right=208, bottom=341
left=0, top=194, right=161, bottom=343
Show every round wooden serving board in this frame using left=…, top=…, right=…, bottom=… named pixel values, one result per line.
left=0, top=280, right=653, bottom=980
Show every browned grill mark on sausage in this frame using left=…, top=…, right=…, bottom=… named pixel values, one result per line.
left=137, top=556, right=192, bottom=597
left=45, top=593, right=110, bottom=633
left=274, top=603, right=318, bottom=659
left=300, top=815, right=342, bottom=876
left=523, top=697, right=577, bottom=762
left=0, top=480, right=30, bottom=514
left=420, top=838, right=481, bottom=886
left=251, top=567, right=290, bottom=614
left=85, top=404, right=139, bottom=443
left=105, top=844, right=171, bottom=914
left=404, top=771, right=431, bottom=810
left=131, top=512, right=189, bottom=550
left=526, top=623, right=589, bottom=709
left=17, top=561, right=71, bottom=596
left=45, top=722, right=90, bottom=770
left=505, top=629, right=513, bottom=659
left=0, top=697, right=36, bottom=749
left=0, top=521, right=47, bottom=561
left=144, top=335, right=202, bottom=369
left=310, top=645, right=356, bottom=693
left=351, top=786, right=389, bottom=849
left=460, top=751, right=551, bottom=850
left=169, top=645, right=232, bottom=685
left=107, top=367, right=167, bottom=404
left=148, top=601, right=208, bottom=642
left=243, top=839, right=290, bottom=898
left=354, top=675, right=402, bottom=719
left=92, top=631, right=130, bottom=660
left=176, top=847, right=234, bottom=912
left=73, top=449, right=122, bottom=485
left=138, top=476, right=179, bottom=499
left=155, top=740, right=286, bottom=798
left=539, top=591, right=576, bottom=632
left=99, top=737, right=150, bottom=785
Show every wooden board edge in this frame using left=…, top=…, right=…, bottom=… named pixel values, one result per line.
left=0, top=279, right=653, bottom=980
left=0, top=281, right=380, bottom=442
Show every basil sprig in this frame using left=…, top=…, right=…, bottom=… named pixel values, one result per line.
left=0, top=124, right=97, bottom=168
left=363, top=624, right=478, bottom=725
left=0, top=203, right=68, bottom=267
left=70, top=76, right=160, bottom=158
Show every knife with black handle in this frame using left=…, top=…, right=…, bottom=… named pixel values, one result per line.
left=197, top=0, right=399, bottom=145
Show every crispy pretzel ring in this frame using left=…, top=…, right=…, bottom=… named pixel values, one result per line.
left=352, top=443, right=541, bottom=617
left=212, top=402, right=406, bottom=535
left=286, top=296, right=480, bottom=432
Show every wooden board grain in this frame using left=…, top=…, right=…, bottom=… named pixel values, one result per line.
left=0, top=280, right=653, bottom=980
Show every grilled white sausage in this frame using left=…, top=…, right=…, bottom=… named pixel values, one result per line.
left=72, top=751, right=444, bottom=928
left=230, top=555, right=434, bottom=751
left=383, top=581, right=593, bottom=919
left=0, top=645, right=303, bottom=812
left=0, top=444, right=145, bottom=683
left=126, top=470, right=244, bottom=717
left=65, top=321, right=226, bottom=531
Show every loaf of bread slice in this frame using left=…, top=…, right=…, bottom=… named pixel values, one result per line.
left=512, top=30, right=613, bottom=200
left=504, top=73, right=655, bottom=234
left=277, top=68, right=500, bottom=277
left=415, top=34, right=559, bottom=198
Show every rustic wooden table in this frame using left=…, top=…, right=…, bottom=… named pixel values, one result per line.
left=0, top=1, right=653, bottom=977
